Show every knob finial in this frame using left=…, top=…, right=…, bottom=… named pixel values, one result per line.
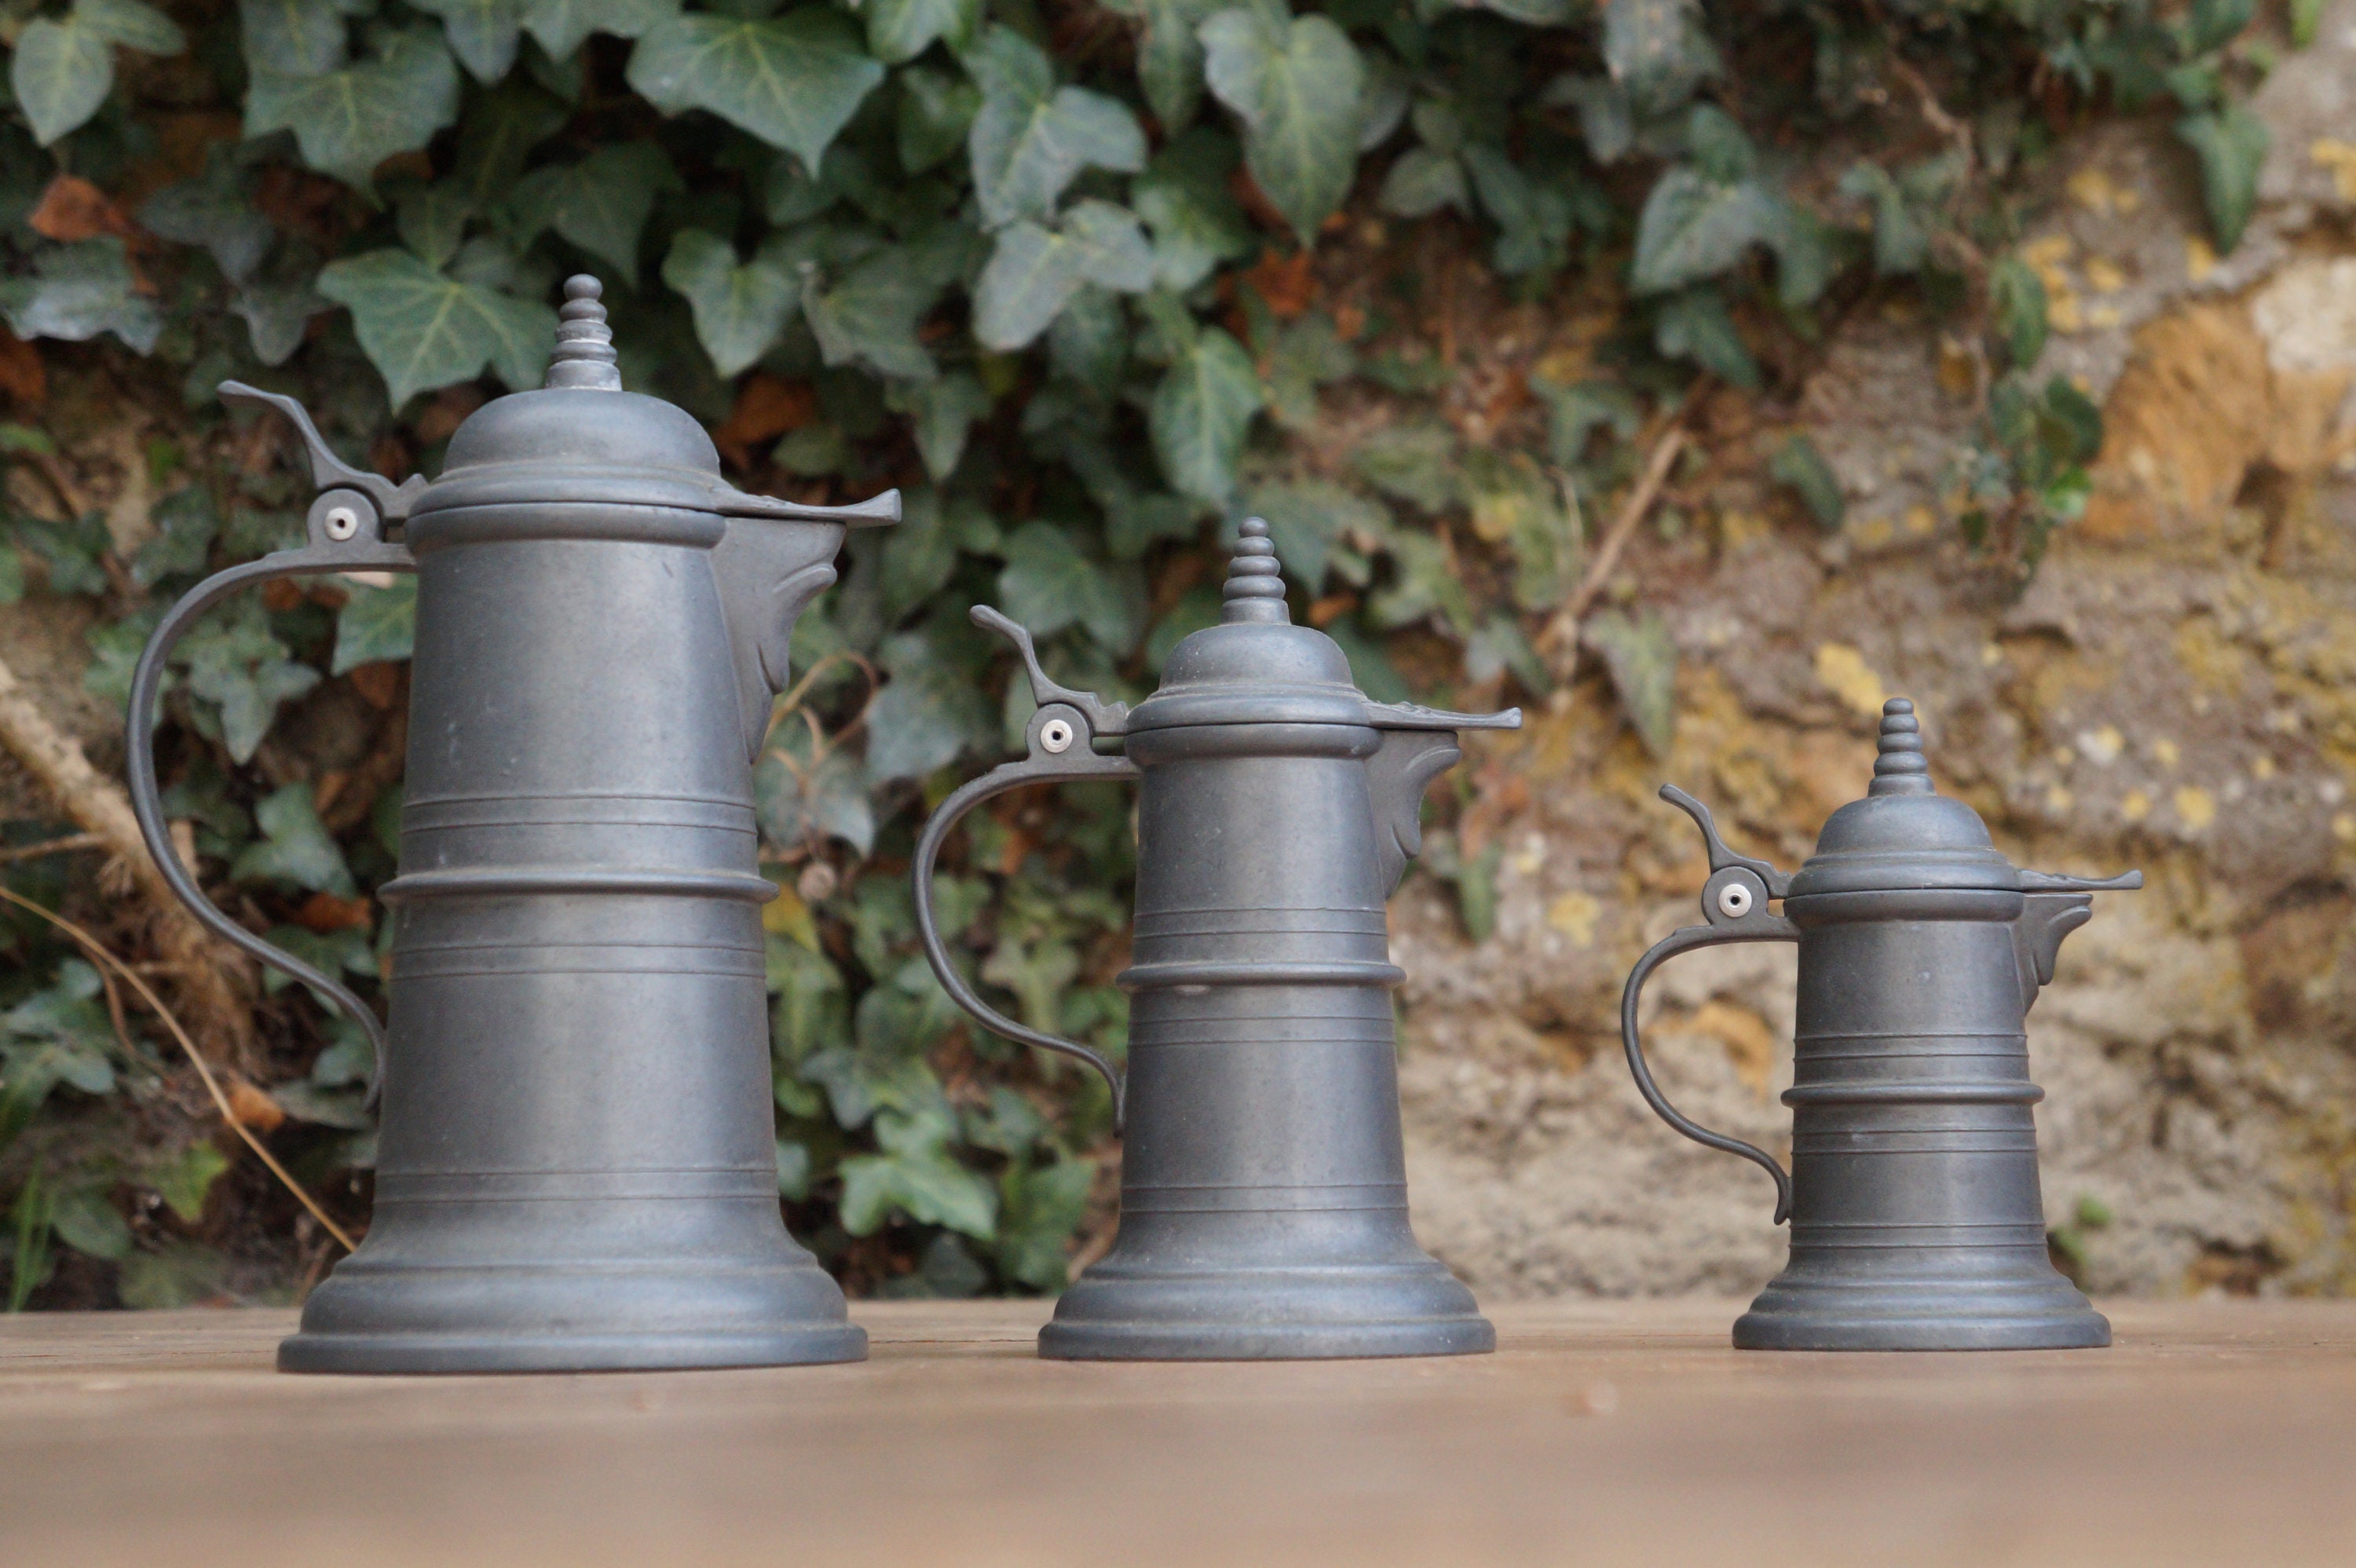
left=546, top=275, right=622, bottom=391
left=1868, top=697, right=1935, bottom=796
left=1221, top=517, right=1290, bottom=625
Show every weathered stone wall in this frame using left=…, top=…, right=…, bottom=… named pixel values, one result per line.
left=1397, top=6, right=2356, bottom=1299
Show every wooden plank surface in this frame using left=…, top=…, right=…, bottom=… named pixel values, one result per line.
left=2, top=1298, right=2351, bottom=1566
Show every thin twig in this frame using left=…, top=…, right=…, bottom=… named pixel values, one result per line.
left=0, top=831, right=106, bottom=864
left=1539, top=420, right=1692, bottom=656
left=0, top=885, right=358, bottom=1254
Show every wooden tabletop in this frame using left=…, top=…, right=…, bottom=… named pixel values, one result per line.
left=2, top=1297, right=2351, bottom=1566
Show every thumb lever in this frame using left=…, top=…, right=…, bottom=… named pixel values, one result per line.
left=970, top=605, right=1129, bottom=738
left=220, top=381, right=427, bottom=522
left=1660, top=784, right=1791, bottom=900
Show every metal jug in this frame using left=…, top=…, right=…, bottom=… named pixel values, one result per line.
left=913, top=519, right=1518, bottom=1360
left=126, top=277, right=896, bottom=1373
left=1622, top=698, right=2140, bottom=1350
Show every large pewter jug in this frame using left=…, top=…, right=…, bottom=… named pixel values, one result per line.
left=1622, top=698, right=2139, bottom=1350
left=913, top=520, right=1516, bottom=1360
left=126, top=278, right=894, bottom=1373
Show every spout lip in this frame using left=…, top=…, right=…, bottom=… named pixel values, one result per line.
left=716, top=485, right=900, bottom=525
left=1360, top=700, right=1523, bottom=731
left=2019, top=868, right=2143, bottom=893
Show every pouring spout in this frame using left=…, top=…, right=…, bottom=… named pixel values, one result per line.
left=2011, top=864, right=2140, bottom=1012
left=712, top=518, right=851, bottom=763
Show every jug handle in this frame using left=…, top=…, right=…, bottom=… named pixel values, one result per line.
left=1620, top=785, right=1799, bottom=1224
left=125, top=487, right=418, bottom=1100
left=912, top=700, right=1139, bottom=1131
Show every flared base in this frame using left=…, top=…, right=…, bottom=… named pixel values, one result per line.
left=279, top=1223, right=867, bottom=1374
left=1040, top=1255, right=1494, bottom=1361
left=1733, top=1261, right=2110, bottom=1351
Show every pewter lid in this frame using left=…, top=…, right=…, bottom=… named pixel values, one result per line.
left=408, top=276, right=897, bottom=527
left=1125, top=519, right=1524, bottom=735
left=1783, top=699, right=2024, bottom=897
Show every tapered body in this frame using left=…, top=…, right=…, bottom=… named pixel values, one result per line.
left=1045, top=722, right=1490, bottom=1359
left=1620, top=699, right=2138, bottom=1351
left=127, top=279, right=892, bottom=1373
left=914, top=519, right=1513, bottom=1359
left=1737, top=889, right=2104, bottom=1349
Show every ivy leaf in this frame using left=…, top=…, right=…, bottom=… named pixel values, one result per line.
left=861, top=0, right=978, bottom=66
left=510, top=143, right=682, bottom=288
left=231, top=784, right=356, bottom=895
left=245, top=25, right=463, bottom=196
left=2, top=961, right=116, bottom=1098
left=865, top=622, right=998, bottom=782
left=333, top=576, right=417, bottom=672
left=1198, top=6, right=1364, bottom=246
left=239, top=0, right=360, bottom=79
left=449, top=78, right=570, bottom=207
left=12, top=0, right=185, bottom=146
left=1150, top=323, right=1260, bottom=506
left=408, top=0, right=522, bottom=82
left=896, top=64, right=979, bottom=176
left=1133, top=129, right=1253, bottom=291
left=1476, top=0, right=1572, bottom=20
left=1245, top=477, right=1387, bottom=587
left=139, top=153, right=274, bottom=283
left=1463, top=144, right=1575, bottom=276
left=803, top=235, right=968, bottom=380
left=997, top=520, right=1139, bottom=650
left=995, top=1155, right=1094, bottom=1289
left=1352, top=420, right=1459, bottom=512
left=234, top=264, right=332, bottom=367
left=151, top=1143, right=232, bottom=1224
left=1465, top=448, right=1579, bottom=611
left=393, top=181, right=474, bottom=269
left=2175, top=104, right=2268, bottom=251
left=1379, top=146, right=1468, bottom=218
left=318, top=247, right=557, bottom=407
left=520, top=0, right=676, bottom=60
left=896, top=371, right=992, bottom=480
left=176, top=602, right=320, bottom=763
left=1653, top=286, right=1758, bottom=389
left=1989, top=254, right=2047, bottom=370
left=1603, top=0, right=1718, bottom=115
left=627, top=8, right=884, bottom=170
left=1837, top=160, right=1928, bottom=276
left=1136, top=0, right=1222, bottom=130
left=965, top=26, right=1147, bottom=230
left=1769, top=433, right=1844, bottom=529
left=972, top=201, right=1153, bottom=351
left=838, top=1104, right=998, bottom=1238
left=50, top=1186, right=131, bottom=1262
left=755, top=725, right=875, bottom=854
left=661, top=228, right=797, bottom=377
left=1581, top=608, right=1677, bottom=759
left=1633, top=114, right=1828, bottom=307
left=0, top=239, right=162, bottom=353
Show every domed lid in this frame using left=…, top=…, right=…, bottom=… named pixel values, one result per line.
left=1129, top=519, right=1369, bottom=731
left=1783, top=699, right=2025, bottom=897
left=408, top=276, right=898, bottom=526
left=1125, top=520, right=1525, bottom=736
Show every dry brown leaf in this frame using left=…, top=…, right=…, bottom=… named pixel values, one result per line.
left=714, top=373, right=819, bottom=469
left=30, top=174, right=136, bottom=243
left=0, top=324, right=47, bottom=408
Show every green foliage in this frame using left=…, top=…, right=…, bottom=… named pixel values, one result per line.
left=0, top=0, right=2248, bottom=1305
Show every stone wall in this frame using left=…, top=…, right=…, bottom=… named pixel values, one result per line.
left=1396, top=5, right=2356, bottom=1299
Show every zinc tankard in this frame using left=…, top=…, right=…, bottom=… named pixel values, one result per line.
left=913, top=519, right=1516, bottom=1360
left=126, top=277, right=894, bottom=1373
left=1621, top=698, right=2139, bottom=1350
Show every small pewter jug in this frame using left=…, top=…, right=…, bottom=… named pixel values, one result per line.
left=127, top=278, right=895, bottom=1373
left=1622, top=698, right=2140, bottom=1350
left=913, top=520, right=1517, bottom=1360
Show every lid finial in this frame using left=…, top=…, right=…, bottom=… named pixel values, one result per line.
left=1868, top=698, right=1935, bottom=796
left=1222, top=517, right=1290, bottom=625
left=546, top=276, right=622, bottom=391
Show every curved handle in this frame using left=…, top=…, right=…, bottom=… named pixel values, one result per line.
left=1620, top=784, right=1802, bottom=1223
left=913, top=700, right=1139, bottom=1128
left=913, top=604, right=1137, bottom=1127
left=126, top=488, right=417, bottom=1098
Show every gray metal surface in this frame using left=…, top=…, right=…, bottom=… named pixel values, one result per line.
left=914, top=520, right=1516, bottom=1360
left=1620, top=699, right=2141, bottom=1351
left=126, top=277, right=894, bottom=1373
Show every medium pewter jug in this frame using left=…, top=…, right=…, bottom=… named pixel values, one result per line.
left=913, top=519, right=1516, bottom=1360
left=1622, top=698, right=2139, bottom=1350
left=127, top=277, right=894, bottom=1373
